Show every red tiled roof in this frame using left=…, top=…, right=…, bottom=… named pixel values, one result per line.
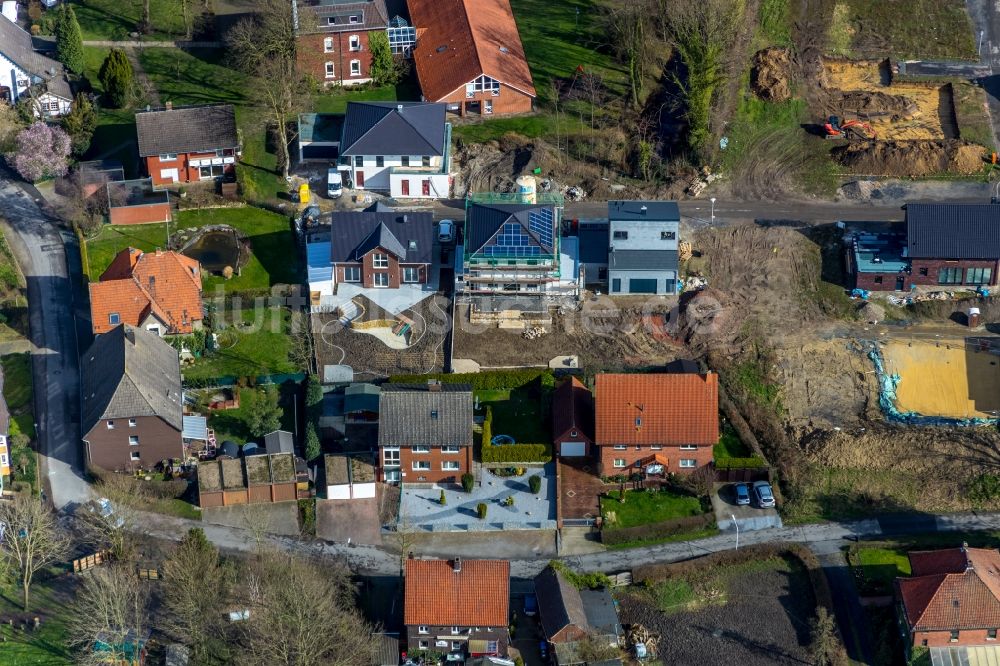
left=898, top=548, right=1000, bottom=631
left=552, top=376, right=594, bottom=442
left=91, top=248, right=202, bottom=334
left=594, top=373, right=719, bottom=446
left=404, top=559, right=509, bottom=627
left=408, top=0, right=536, bottom=103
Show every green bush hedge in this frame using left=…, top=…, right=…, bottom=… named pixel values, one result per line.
left=600, top=513, right=715, bottom=546
left=714, top=456, right=767, bottom=470
left=388, top=369, right=553, bottom=391
left=482, top=442, right=551, bottom=463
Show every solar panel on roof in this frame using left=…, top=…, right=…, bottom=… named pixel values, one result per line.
left=528, top=208, right=554, bottom=250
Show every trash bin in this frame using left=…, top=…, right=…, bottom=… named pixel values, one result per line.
left=969, top=307, right=981, bottom=328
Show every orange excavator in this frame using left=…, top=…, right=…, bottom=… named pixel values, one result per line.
left=824, top=115, right=876, bottom=140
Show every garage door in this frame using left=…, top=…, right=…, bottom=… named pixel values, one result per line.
left=629, top=278, right=658, bottom=294
left=560, top=441, right=586, bottom=457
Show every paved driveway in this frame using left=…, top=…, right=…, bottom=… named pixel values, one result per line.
left=711, top=482, right=783, bottom=532
left=400, top=464, right=556, bottom=532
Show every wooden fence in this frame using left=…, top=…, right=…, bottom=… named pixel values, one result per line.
left=72, top=551, right=110, bottom=573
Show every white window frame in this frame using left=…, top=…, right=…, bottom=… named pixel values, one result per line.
left=412, top=460, right=430, bottom=471
left=441, top=445, right=460, bottom=454
left=129, top=435, right=139, bottom=446
left=158, top=152, right=178, bottom=161
left=350, top=59, right=361, bottom=76
left=325, top=61, right=335, bottom=79
left=452, top=641, right=462, bottom=651
left=613, top=444, right=626, bottom=450
left=402, top=267, right=419, bottom=283
left=412, top=445, right=430, bottom=454
left=679, top=444, right=698, bottom=451
left=383, top=448, right=400, bottom=467
left=349, top=34, right=361, bottom=51
left=109, top=312, right=120, bottom=325
left=0, top=453, right=8, bottom=466
left=324, top=37, right=333, bottom=53
left=130, top=450, right=141, bottom=461
left=349, top=13, right=360, bottom=23
left=418, top=625, right=429, bottom=635
left=373, top=273, right=389, bottom=288
left=372, top=253, right=389, bottom=268
left=651, top=445, right=662, bottom=450
left=679, top=459, right=697, bottom=468
left=128, top=418, right=137, bottom=427
left=106, top=420, right=115, bottom=430
left=442, top=461, right=460, bottom=471
left=451, top=627, right=461, bottom=635
left=484, top=100, right=493, bottom=115
left=343, top=266, right=361, bottom=283
left=613, top=459, right=626, bottom=468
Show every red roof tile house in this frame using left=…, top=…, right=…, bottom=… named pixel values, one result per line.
left=896, top=546, right=1000, bottom=650
left=552, top=377, right=594, bottom=458
left=89, top=248, right=203, bottom=336
left=404, top=558, right=510, bottom=660
left=135, top=103, right=239, bottom=186
left=407, top=0, right=536, bottom=117
left=594, top=373, right=718, bottom=475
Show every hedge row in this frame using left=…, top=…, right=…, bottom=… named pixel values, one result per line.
left=600, top=513, right=715, bottom=546
left=481, top=442, right=551, bottom=463
left=388, top=368, right=554, bottom=391
left=714, top=456, right=767, bottom=470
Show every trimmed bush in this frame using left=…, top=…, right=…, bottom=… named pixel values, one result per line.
left=529, top=474, right=541, bottom=493
left=600, top=513, right=715, bottom=546
left=389, top=369, right=553, bottom=391
left=477, top=502, right=487, bottom=519
left=481, top=442, right=551, bottom=463
left=481, top=405, right=492, bottom=449
left=439, top=489, right=446, bottom=506
left=714, top=456, right=768, bottom=470
left=461, top=473, right=475, bottom=493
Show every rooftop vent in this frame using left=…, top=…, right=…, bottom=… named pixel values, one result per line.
left=640, top=205, right=648, bottom=215
left=397, top=104, right=403, bottom=112
left=453, top=557, right=462, bottom=573
left=165, top=101, right=173, bottom=111
left=436, top=45, right=447, bottom=53
left=499, top=46, right=510, bottom=53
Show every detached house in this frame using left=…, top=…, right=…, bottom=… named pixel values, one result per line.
left=607, top=200, right=680, bottom=295
left=0, top=14, right=72, bottom=116
left=89, top=248, right=204, bottom=336
left=594, top=373, right=718, bottom=475
left=293, top=0, right=390, bottom=87
left=896, top=545, right=1000, bottom=653
left=458, top=201, right=577, bottom=296
left=135, top=103, right=239, bottom=186
left=378, top=382, right=473, bottom=484
left=552, top=376, right=594, bottom=459
left=404, top=558, right=510, bottom=659
left=534, top=565, right=622, bottom=656
left=81, top=325, right=184, bottom=471
left=407, top=0, right=535, bottom=116
left=339, top=101, right=451, bottom=198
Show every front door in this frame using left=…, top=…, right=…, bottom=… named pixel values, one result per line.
left=895, top=276, right=905, bottom=291
left=401, top=180, right=409, bottom=196
left=422, top=179, right=430, bottom=196
left=355, top=170, right=365, bottom=188
left=384, top=469, right=400, bottom=483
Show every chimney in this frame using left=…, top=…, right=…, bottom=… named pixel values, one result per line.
left=402, top=214, right=408, bottom=224
left=427, top=379, right=442, bottom=392
left=397, top=104, right=403, bottom=112
left=165, top=101, right=173, bottom=111
left=124, top=326, right=135, bottom=344
left=452, top=557, right=462, bottom=573
left=640, top=205, right=648, bottom=215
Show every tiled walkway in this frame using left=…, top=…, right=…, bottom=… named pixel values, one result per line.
left=558, top=459, right=603, bottom=520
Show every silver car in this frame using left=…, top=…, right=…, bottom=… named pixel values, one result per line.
left=753, top=481, right=776, bottom=508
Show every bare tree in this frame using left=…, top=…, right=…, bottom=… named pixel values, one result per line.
left=240, top=502, right=274, bottom=555
left=604, top=0, right=652, bottom=108
left=77, top=472, right=150, bottom=563
left=0, top=495, right=71, bottom=611
left=66, top=564, right=151, bottom=666
left=235, top=552, right=375, bottom=666
left=161, top=528, right=233, bottom=662
left=226, top=0, right=308, bottom=179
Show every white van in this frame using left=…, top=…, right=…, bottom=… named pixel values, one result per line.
left=327, top=169, right=343, bottom=198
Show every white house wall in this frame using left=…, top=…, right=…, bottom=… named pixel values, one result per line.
left=326, top=484, right=351, bottom=500
left=389, top=171, right=450, bottom=199
left=0, top=52, right=31, bottom=103
left=349, top=154, right=444, bottom=193
left=351, top=481, right=376, bottom=499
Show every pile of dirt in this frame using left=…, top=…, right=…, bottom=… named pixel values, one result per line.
left=831, top=90, right=918, bottom=119
left=451, top=134, right=564, bottom=197
left=831, top=139, right=984, bottom=176
left=750, top=47, right=792, bottom=102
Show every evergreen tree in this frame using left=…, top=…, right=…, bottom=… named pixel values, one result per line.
left=304, top=423, right=321, bottom=462
left=55, top=4, right=84, bottom=75
left=368, top=32, right=397, bottom=87
left=98, top=49, right=134, bottom=109
left=62, top=93, right=97, bottom=156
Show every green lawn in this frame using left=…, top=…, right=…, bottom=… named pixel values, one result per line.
left=182, top=307, right=299, bottom=382
left=0, top=574, right=74, bottom=665
left=827, top=0, right=977, bottom=60
left=477, top=384, right=549, bottom=444
left=713, top=423, right=750, bottom=460
left=453, top=115, right=570, bottom=144
left=600, top=489, right=706, bottom=529
left=205, top=386, right=296, bottom=444
left=85, top=207, right=298, bottom=292
left=71, top=0, right=188, bottom=41
left=848, top=546, right=911, bottom=596
left=139, top=48, right=247, bottom=108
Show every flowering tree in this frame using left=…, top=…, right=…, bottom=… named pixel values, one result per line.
left=5, top=122, right=71, bottom=182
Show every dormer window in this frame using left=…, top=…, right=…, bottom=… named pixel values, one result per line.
left=349, top=14, right=361, bottom=23
left=326, top=16, right=337, bottom=25
left=635, top=417, right=642, bottom=427
left=661, top=231, right=676, bottom=240
left=430, top=410, right=439, bottom=419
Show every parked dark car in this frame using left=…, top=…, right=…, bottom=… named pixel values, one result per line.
left=524, top=593, right=538, bottom=616
left=753, top=481, right=776, bottom=508
left=733, top=483, right=750, bottom=506
left=539, top=640, right=548, bottom=660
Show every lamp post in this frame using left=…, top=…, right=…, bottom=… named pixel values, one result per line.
left=731, top=514, right=739, bottom=551
left=710, top=197, right=717, bottom=221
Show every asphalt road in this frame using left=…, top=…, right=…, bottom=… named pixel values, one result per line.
left=0, top=175, right=90, bottom=509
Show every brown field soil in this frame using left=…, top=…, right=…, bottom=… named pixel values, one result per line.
left=882, top=340, right=1000, bottom=418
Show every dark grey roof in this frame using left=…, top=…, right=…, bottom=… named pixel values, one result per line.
left=371, top=632, right=399, bottom=666
left=297, top=0, right=389, bottom=33
left=330, top=211, right=433, bottom=264
left=534, top=567, right=588, bottom=641
left=579, top=588, right=622, bottom=638
left=345, top=383, right=381, bottom=413
left=578, top=224, right=609, bottom=264
left=608, top=200, right=680, bottom=221
left=378, top=383, right=473, bottom=447
left=135, top=104, right=238, bottom=157
left=906, top=203, right=1000, bottom=259
left=81, top=325, right=183, bottom=434
left=608, top=249, right=678, bottom=271
left=264, top=430, right=294, bottom=455
left=465, top=203, right=557, bottom=255
left=0, top=17, right=71, bottom=99
left=340, top=102, right=446, bottom=157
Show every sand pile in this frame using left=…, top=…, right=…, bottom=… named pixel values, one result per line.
left=750, top=47, right=792, bottom=102
left=832, top=140, right=984, bottom=176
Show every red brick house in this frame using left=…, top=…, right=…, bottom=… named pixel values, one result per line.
left=378, top=382, right=472, bottom=485
left=404, top=558, right=510, bottom=659
left=135, top=103, right=239, bottom=186
left=293, top=0, right=389, bottom=86
left=552, top=376, right=594, bottom=458
left=407, top=0, right=536, bottom=116
left=594, top=373, right=718, bottom=475
left=81, top=325, right=184, bottom=472
left=89, top=248, right=203, bottom=336
left=329, top=210, right=433, bottom=290
left=897, top=545, right=1000, bottom=650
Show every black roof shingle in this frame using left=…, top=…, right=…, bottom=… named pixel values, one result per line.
left=465, top=202, right=557, bottom=255
left=378, top=383, right=473, bottom=448
left=329, top=211, right=433, bottom=264
left=135, top=104, right=238, bottom=157
left=340, top=101, right=446, bottom=157
left=906, top=203, right=1000, bottom=259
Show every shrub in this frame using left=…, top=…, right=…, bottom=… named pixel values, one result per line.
left=503, top=495, right=514, bottom=506
left=6, top=123, right=71, bottom=182
left=439, top=489, right=446, bottom=506
left=298, top=499, right=316, bottom=536
left=969, top=473, right=1000, bottom=503
left=54, top=4, right=84, bottom=75
left=477, top=502, right=487, bottom=519
left=548, top=561, right=611, bottom=589
left=714, top=456, right=767, bottom=470
left=600, top=513, right=716, bottom=546
left=513, top=658, right=524, bottom=666
left=481, top=442, right=551, bottom=463
left=99, top=48, right=134, bottom=108
left=461, top=473, right=474, bottom=493
left=389, top=369, right=554, bottom=391
left=481, top=405, right=492, bottom=448
left=529, top=474, right=541, bottom=493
